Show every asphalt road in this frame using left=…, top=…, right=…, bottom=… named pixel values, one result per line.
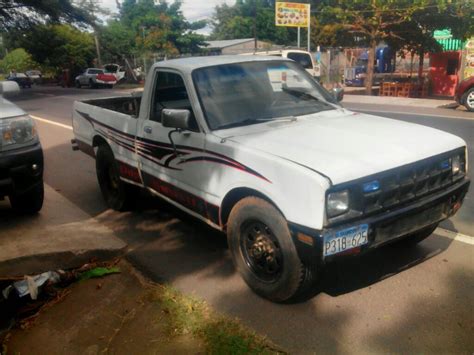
left=5, top=86, right=474, bottom=353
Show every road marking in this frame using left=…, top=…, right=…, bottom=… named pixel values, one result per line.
left=348, top=108, right=473, bottom=121
left=30, top=115, right=73, bottom=130
left=435, top=228, right=474, bottom=245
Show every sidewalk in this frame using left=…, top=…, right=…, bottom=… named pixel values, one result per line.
left=3, top=260, right=280, bottom=354
left=342, top=94, right=456, bottom=109
left=0, top=185, right=127, bottom=278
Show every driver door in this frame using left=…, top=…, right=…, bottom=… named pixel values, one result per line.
left=137, top=69, right=209, bottom=215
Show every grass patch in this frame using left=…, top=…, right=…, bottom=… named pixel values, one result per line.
left=151, top=285, right=284, bottom=354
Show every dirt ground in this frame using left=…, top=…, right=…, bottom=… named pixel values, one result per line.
left=3, top=262, right=204, bottom=355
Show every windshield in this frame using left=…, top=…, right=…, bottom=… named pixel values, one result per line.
left=192, top=61, right=335, bottom=130
left=88, top=69, right=103, bottom=74
left=287, top=52, right=313, bottom=69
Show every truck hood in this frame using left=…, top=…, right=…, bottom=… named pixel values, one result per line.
left=216, top=110, right=466, bottom=185
left=0, top=97, right=26, bottom=119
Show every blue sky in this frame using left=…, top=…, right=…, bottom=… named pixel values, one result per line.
left=100, top=0, right=236, bottom=34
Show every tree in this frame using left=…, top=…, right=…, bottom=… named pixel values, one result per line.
left=0, top=0, right=95, bottom=31
left=115, top=0, right=207, bottom=55
left=316, top=0, right=473, bottom=93
left=210, top=0, right=294, bottom=45
left=0, top=48, right=37, bottom=73
left=320, top=1, right=432, bottom=95
left=9, top=24, right=95, bottom=74
left=99, top=20, right=136, bottom=61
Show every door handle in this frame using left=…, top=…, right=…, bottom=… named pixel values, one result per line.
left=144, top=126, right=152, bottom=134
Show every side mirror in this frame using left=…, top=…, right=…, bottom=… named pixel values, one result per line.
left=162, top=109, right=191, bottom=130
left=0, top=81, right=20, bottom=98
left=332, top=87, right=344, bottom=102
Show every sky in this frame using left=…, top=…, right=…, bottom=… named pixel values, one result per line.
left=99, top=0, right=236, bottom=34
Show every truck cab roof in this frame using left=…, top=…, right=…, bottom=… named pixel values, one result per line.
left=152, top=55, right=291, bottom=74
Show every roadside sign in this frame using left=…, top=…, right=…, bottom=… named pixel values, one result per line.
left=275, top=2, right=310, bottom=28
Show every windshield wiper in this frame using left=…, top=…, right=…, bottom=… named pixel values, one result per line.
left=215, top=118, right=265, bottom=130
left=256, top=116, right=297, bottom=122
left=282, top=87, right=331, bottom=106
left=215, top=116, right=297, bottom=130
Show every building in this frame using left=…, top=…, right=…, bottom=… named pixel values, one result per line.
left=429, top=29, right=471, bottom=97
left=202, top=38, right=274, bottom=55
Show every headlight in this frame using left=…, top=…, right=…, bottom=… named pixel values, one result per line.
left=0, top=115, right=38, bottom=151
left=452, top=155, right=461, bottom=175
left=327, top=190, right=350, bottom=218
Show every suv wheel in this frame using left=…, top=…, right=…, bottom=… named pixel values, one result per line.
left=75, top=80, right=81, bottom=88
left=9, top=182, right=44, bottom=214
left=227, top=196, right=318, bottom=303
left=96, top=144, right=134, bottom=211
left=462, top=88, right=474, bottom=112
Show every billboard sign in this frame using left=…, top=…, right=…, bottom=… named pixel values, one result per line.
left=275, top=2, right=310, bottom=28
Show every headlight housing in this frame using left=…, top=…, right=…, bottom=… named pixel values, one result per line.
left=0, top=115, right=38, bottom=151
left=327, top=190, right=350, bottom=218
left=452, top=155, right=461, bottom=175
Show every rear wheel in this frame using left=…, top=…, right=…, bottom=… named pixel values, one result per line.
left=462, top=88, right=474, bottom=112
left=89, top=79, right=96, bottom=89
left=96, top=145, right=134, bottom=211
left=227, top=196, right=317, bottom=303
left=10, top=182, right=44, bottom=214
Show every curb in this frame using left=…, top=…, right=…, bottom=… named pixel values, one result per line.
left=0, top=246, right=128, bottom=278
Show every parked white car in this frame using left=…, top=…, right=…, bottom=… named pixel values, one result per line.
left=243, top=49, right=319, bottom=77
left=72, top=56, right=469, bottom=302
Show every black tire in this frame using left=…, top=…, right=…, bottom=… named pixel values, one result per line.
left=227, top=196, right=316, bottom=303
left=89, top=79, right=96, bottom=89
left=462, top=87, right=474, bottom=112
left=75, top=80, right=81, bottom=88
left=96, top=145, right=133, bottom=211
left=9, top=182, right=44, bottom=214
left=397, top=223, right=438, bottom=247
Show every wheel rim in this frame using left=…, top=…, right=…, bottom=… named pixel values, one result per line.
left=467, top=91, right=474, bottom=109
left=240, top=220, right=283, bottom=283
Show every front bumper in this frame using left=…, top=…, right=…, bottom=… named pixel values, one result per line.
left=289, top=177, right=470, bottom=266
left=0, top=143, right=44, bottom=197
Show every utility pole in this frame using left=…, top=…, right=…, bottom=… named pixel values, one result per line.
left=94, top=33, right=102, bottom=67
left=141, top=26, right=147, bottom=75
left=253, top=0, right=257, bottom=53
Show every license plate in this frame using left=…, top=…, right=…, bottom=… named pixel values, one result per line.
left=323, top=224, right=369, bottom=257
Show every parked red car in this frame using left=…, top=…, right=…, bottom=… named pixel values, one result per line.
left=455, top=77, right=474, bottom=112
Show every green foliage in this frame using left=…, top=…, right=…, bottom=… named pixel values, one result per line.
left=0, top=48, right=38, bottom=73
left=210, top=0, right=294, bottom=45
left=154, top=285, right=281, bottom=354
left=9, top=24, right=95, bottom=73
left=113, top=0, right=207, bottom=55
left=0, top=0, right=96, bottom=31
left=99, top=20, right=136, bottom=61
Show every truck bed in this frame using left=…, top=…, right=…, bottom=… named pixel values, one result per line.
left=81, top=94, right=142, bottom=117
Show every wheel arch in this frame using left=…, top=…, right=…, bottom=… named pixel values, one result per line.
left=92, top=135, right=108, bottom=148
left=220, top=187, right=285, bottom=228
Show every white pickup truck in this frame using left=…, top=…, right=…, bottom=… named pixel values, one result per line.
left=72, top=56, right=469, bottom=302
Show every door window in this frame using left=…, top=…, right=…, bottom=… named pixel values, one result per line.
left=151, top=71, right=197, bottom=130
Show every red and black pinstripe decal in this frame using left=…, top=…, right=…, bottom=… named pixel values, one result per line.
left=76, top=110, right=270, bottom=182
left=116, top=161, right=220, bottom=225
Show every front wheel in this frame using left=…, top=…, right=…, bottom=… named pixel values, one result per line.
left=75, top=80, right=81, bottom=88
left=96, top=145, right=134, bottom=211
left=227, top=196, right=317, bottom=303
left=9, top=182, right=44, bottom=214
left=462, top=88, right=474, bottom=112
